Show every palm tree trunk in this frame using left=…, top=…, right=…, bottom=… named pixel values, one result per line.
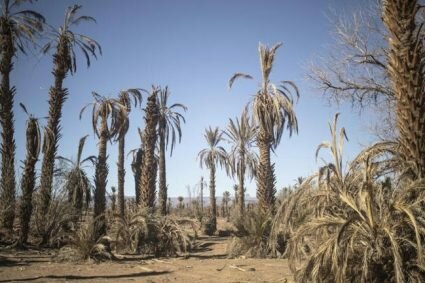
left=158, top=126, right=167, bottom=215
left=132, top=148, right=143, bottom=205
left=200, top=177, right=204, bottom=213
left=209, top=165, right=217, bottom=232
left=256, top=127, right=275, bottom=214
left=94, top=116, right=108, bottom=240
left=238, top=156, right=245, bottom=215
left=140, top=92, right=159, bottom=209
left=383, top=0, right=425, bottom=178
left=117, top=136, right=125, bottom=218
left=39, top=36, right=69, bottom=219
left=18, top=118, right=40, bottom=246
left=0, top=18, right=16, bottom=230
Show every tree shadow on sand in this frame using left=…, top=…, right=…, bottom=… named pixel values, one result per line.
left=0, top=271, right=171, bottom=282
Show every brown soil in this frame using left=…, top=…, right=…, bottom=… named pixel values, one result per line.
left=0, top=235, right=293, bottom=283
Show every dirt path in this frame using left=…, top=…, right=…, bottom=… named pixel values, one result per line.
left=0, top=236, right=293, bottom=282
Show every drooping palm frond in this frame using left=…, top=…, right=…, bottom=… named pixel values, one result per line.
left=41, top=4, right=101, bottom=74
left=157, top=86, right=187, bottom=156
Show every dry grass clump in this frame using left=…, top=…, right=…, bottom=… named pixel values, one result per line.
left=271, top=114, right=425, bottom=282
left=112, top=207, right=193, bottom=257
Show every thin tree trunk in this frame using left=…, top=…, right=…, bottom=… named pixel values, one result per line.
left=39, top=36, right=69, bottom=221
left=209, top=166, right=217, bottom=232
left=158, top=126, right=167, bottom=215
left=117, top=136, right=125, bottom=218
left=140, top=92, right=159, bottom=209
left=94, top=117, right=108, bottom=240
left=383, top=0, right=425, bottom=178
left=18, top=118, right=40, bottom=246
left=238, top=150, right=245, bottom=215
left=0, top=18, right=16, bottom=230
left=200, top=176, right=204, bottom=213
left=256, top=127, right=275, bottom=214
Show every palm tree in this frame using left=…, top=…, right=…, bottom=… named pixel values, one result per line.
left=18, top=104, right=41, bottom=247
left=198, top=127, right=228, bottom=232
left=157, top=87, right=187, bottom=215
left=116, top=89, right=142, bottom=218
left=57, top=135, right=94, bottom=216
left=39, top=4, right=101, bottom=222
left=229, top=43, right=299, bottom=214
left=0, top=0, right=44, bottom=230
left=382, top=0, right=425, bottom=178
left=80, top=92, right=127, bottom=240
left=139, top=87, right=160, bottom=209
left=224, top=107, right=258, bottom=215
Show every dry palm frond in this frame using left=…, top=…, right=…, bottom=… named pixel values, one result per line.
left=271, top=113, right=425, bottom=282
left=112, top=207, right=193, bottom=256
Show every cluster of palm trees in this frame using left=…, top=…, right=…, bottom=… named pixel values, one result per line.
left=198, top=43, right=299, bottom=232
left=0, top=1, right=187, bottom=243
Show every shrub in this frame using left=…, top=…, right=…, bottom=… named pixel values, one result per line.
left=112, top=207, right=193, bottom=256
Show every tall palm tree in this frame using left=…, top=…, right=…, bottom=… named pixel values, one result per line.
left=57, top=135, right=94, bottom=216
left=39, top=5, right=101, bottom=222
left=157, top=87, right=187, bottom=215
left=0, top=0, right=44, bottom=230
left=224, top=107, right=258, bottom=215
left=229, top=43, right=299, bottom=214
left=382, top=0, right=425, bottom=178
left=198, top=127, right=228, bottom=232
left=80, top=92, right=127, bottom=240
left=17, top=104, right=41, bottom=247
left=139, top=87, right=159, bottom=209
left=116, top=89, right=142, bottom=218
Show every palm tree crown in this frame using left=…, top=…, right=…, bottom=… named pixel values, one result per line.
left=157, top=86, right=187, bottom=155
left=229, top=43, right=299, bottom=147
left=0, top=0, right=45, bottom=53
left=41, top=4, right=101, bottom=74
left=198, top=127, right=228, bottom=170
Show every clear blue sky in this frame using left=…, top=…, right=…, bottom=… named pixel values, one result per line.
left=12, top=0, right=377, bottom=199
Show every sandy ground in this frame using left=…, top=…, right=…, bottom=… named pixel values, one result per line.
left=0, top=235, right=293, bottom=283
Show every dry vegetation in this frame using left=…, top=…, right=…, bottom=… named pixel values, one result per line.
left=1, top=0, right=425, bottom=282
